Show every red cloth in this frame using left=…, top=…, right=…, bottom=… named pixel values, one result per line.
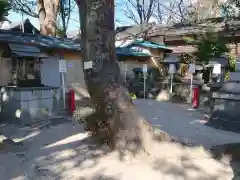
left=69, top=89, right=76, bottom=113
left=192, top=87, right=199, bottom=108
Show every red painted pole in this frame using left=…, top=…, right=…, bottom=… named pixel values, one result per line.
left=69, top=89, right=76, bottom=114
left=192, top=86, right=199, bottom=109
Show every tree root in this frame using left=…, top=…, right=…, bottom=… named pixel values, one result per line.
left=83, top=110, right=194, bottom=159
left=83, top=111, right=114, bottom=148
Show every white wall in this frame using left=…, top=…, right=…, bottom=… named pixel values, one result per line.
left=41, top=57, right=91, bottom=101
left=41, top=56, right=61, bottom=87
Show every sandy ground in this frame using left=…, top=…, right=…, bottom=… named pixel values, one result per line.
left=0, top=100, right=240, bottom=180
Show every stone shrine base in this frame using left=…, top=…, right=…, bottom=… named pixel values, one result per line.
left=206, top=110, right=240, bottom=133
left=206, top=96, right=240, bottom=133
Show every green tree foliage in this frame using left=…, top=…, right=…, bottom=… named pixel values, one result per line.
left=0, top=0, right=11, bottom=20
left=183, top=27, right=229, bottom=64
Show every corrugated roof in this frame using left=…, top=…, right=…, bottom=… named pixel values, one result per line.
left=9, top=43, right=40, bottom=53
left=0, top=30, right=80, bottom=51
left=9, top=43, right=49, bottom=58
left=130, top=40, right=172, bottom=51
left=12, top=51, right=49, bottom=58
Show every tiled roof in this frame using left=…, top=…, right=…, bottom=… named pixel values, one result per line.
left=115, top=23, right=156, bottom=40
left=116, top=17, right=240, bottom=38
left=0, top=30, right=81, bottom=51
left=153, top=20, right=240, bottom=36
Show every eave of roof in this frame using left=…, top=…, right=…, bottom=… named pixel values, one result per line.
left=130, top=40, right=172, bottom=51
left=116, top=17, right=240, bottom=38
left=116, top=47, right=150, bottom=57
left=0, top=29, right=81, bottom=52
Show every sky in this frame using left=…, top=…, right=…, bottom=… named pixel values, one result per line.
left=8, top=9, right=80, bottom=32
left=7, top=2, right=132, bottom=34
left=7, top=0, right=229, bottom=33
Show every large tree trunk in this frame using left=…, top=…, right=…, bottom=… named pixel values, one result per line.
left=37, top=0, right=59, bottom=36
left=76, top=0, right=170, bottom=154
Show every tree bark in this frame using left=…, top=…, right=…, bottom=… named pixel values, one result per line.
left=76, top=0, right=170, bottom=154
left=37, top=0, right=59, bottom=36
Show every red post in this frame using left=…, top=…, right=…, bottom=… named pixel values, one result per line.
left=192, top=86, right=199, bottom=109
left=69, top=89, right=76, bottom=114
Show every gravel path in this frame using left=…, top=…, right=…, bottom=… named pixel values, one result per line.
left=135, top=99, right=240, bottom=148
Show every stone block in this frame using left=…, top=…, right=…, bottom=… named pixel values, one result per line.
left=235, top=61, right=240, bottom=71
left=229, top=72, right=240, bottom=82
left=221, top=82, right=240, bottom=93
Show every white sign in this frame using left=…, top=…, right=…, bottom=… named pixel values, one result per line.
left=188, top=63, right=196, bottom=73
left=143, top=64, right=148, bottom=73
left=131, top=47, right=151, bottom=55
left=168, top=64, right=176, bottom=74
left=84, top=61, right=93, bottom=69
left=58, top=60, right=67, bottom=72
left=213, top=64, right=221, bottom=74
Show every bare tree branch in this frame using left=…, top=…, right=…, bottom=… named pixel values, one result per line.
left=122, top=0, right=157, bottom=24
left=9, top=0, right=38, bottom=18
left=121, top=0, right=190, bottom=25
left=177, top=0, right=185, bottom=21
left=9, top=0, right=76, bottom=35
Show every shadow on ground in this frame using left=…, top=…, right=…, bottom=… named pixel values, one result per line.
left=0, top=117, right=118, bottom=180
left=0, top=100, right=238, bottom=179
left=210, top=143, right=240, bottom=180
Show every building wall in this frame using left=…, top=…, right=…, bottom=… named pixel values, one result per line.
left=119, top=58, right=154, bottom=78
left=40, top=54, right=89, bottom=104
left=0, top=50, right=12, bottom=86
left=167, top=45, right=196, bottom=54
left=40, top=56, right=61, bottom=87
left=63, top=51, right=90, bottom=100
left=66, top=59, right=90, bottom=100
left=40, top=54, right=89, bottom=109
left=63, top=51, right=159, bottom=101
left=64, top=58, right=154, bottom=101
left=149, top=36, right=164, bottom=45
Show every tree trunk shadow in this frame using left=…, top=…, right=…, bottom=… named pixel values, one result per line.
left=209, top=143, right=240, bottom=180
